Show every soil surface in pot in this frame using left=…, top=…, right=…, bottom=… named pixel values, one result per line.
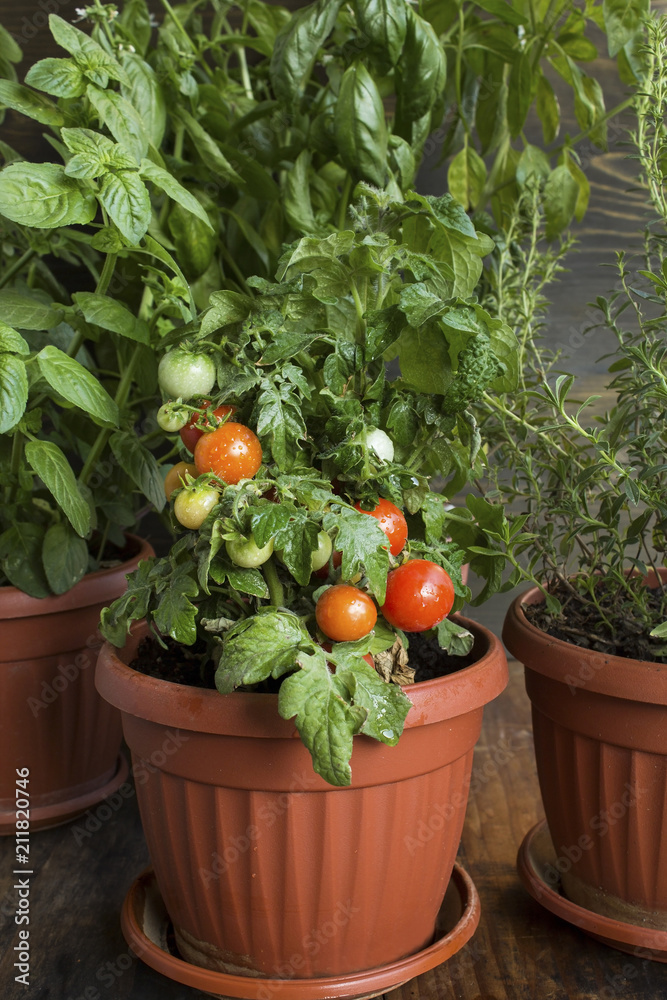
left=130, top=630, right=477, bottom=690
left=524, top=579, right=667, bottom=663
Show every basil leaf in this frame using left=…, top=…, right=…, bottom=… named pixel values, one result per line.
left=354, top=0, right=407, bottom=73
left=0, top=291, right=61, bottom=330
left=109, top=431, right=166, bottom=511
left=0, top=523, right=50, bottom=598
left=536, top=72, right=560, bottom=145
left=507, top=49, right=532, bottom=138
left=24, top=440, right=91, bottom=537
left=270, top=0, right=342, bottom=108
left=0, top=163, right=96, bottom=228
left=72, top=292, right=150, bottom=344
left=140, top=159, right=214, bottom=230
left=0, top=79, right=64, bottom=126
left=62, top=128, right=137, bottom=179
left=42, top=523, right=89, bottom=595
left=37, top=346, right=119, bottom=426
left=98, top=171, right=151, bottom=244
left=0, top=354, right=28, bottom=432
left=48, top=14, right=129, bottom=88
left=283, top=149, right=318, bottom=234
left=395, top=10, right=446, bottom=131
left=120, top=52, right=166, bottom=148
left=447, top=143, right=487, bottom=211
left=87, top=85, right=149, bottom=163
left=177, top=109, right=244, bottom=186
left=334, top=62, right=388, bottom=187
left=543, top=164, right=579, bottom=239
left=0, top=323, right=29, bottom=354
left=25, top=58, right=86, bottom=99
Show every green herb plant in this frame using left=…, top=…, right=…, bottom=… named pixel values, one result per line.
left=100, top=188, right=519, bottom=786
left=456, top=13, right=667, bottom=662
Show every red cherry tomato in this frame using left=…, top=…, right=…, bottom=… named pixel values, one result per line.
left=194, top=422, right=263, bottom=484
left=315, top=584, right=377, bottom=642
left=382, top=560, right=455, bottom=632
left=354, top=498, right=408, bottom=556
left=180, top=404, right=236, bottom=454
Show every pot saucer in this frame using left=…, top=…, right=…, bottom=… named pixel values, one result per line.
left=517, top=820, right=667, bottom=962
left=0, top=753, right=130, bottom=834
left=121, top=862, right=480, bottom=1000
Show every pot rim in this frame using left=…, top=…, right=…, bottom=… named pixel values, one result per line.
left=503, top=584, right=667, bottom=704
left=0, top=534, right=153, bottom=620
left=96, top=612, right=508, bottom=738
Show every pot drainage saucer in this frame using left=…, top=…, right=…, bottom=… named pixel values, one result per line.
left=517, top=819, right=667, bottom=962
left=121, top=862, right=480, bottom=1000
left=0, top=753, right=130, bottom=835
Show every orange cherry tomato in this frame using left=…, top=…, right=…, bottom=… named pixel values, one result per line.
left=164, top=461, right=197, bottom=500
left=315, top=584, right=377, bottom=642
left=180, top=404, right=237, bottom=454
left=194, top=422, right=263, bottom=484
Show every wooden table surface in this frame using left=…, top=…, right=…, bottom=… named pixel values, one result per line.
left=1, top=660, right=667, bottom=1000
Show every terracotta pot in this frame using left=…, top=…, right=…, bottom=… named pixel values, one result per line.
left=504, top=583, right=667, bottom=929
left=0, top=534, right=154, bottom=832
left=96, top=614, right=507, bottom=982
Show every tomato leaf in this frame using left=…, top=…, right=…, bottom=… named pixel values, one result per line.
left=100, top=558, right=156, bottom=646
left=37, top=346, right=119, bottom=426
left=24, top=440, right=91, bottom=537
left=278, top=647, right=366, bottom=786
left=323, top=507, right=390, bottom=602
left=153, top=564, right=200, bottom=644
left=215, top=610, right=311, bottom=692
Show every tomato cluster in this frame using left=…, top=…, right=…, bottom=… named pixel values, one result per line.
left=156, top=360, right=456, bottom=645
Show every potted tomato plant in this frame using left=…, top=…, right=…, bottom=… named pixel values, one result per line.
left=95, top=188, right=513, bottom=995
left=467, top=16, right=667, bottom=958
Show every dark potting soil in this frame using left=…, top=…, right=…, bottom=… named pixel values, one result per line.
left=524, top=579, right=667, bottom=663
left=130, top=630, right=473, bottom=690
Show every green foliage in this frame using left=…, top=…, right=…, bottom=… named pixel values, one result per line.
left=475, top=16, right=667, bottom=658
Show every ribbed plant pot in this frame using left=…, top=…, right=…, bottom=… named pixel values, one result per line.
left=504, top=584, right=667, bottom=931
left=0, top=535, right=153, bottom=833
left=96, top=614, right=507, bottom=986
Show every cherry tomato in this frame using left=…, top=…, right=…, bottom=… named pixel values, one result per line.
left=158, top=349, right=216, bottom=400
left=315, top=584, right=377, bottom=642
left=310, top=531, right=333, bottom=572
left=180, top=404, right=237, bottom=454
left=226, top=534, right=274, bottom=568
left=173, top=485, right=219, bottom=529
left=382, top=560, right=455, bottom=632
left=194, top=422, right=263, bottom=484
left=164, top=461, right=197, bottom=500
left=157, top=402, right=190, bottom=433
left=354, top=498, right=408, bottom=556
left=366, top=427, right=394, bottom=463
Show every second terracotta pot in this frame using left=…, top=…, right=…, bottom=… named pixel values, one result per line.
left=0, top=535, right=153, bottom=832
left=96, top=614, right=508, bottom=981
left=504, top=585, right=667, bottom=929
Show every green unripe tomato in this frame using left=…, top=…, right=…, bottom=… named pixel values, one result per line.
left=174, top=485, right=219, bottom=529
left=226, top=534, right=275, bottom=568
left=310, top=531, right=333, bottom=572
left=157, top=402, right=190, bottom=433
left=158, top=349, right=216, bottom=400
left=366, top=427, right=394, bottom=463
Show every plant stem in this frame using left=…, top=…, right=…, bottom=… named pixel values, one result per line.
left=0, top=249, right=37, bottom=291
left=96, top=252, right=118, bottom=296
left=262, top=557, right=284, bottom=607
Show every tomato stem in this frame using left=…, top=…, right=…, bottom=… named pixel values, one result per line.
left=262, top=556, right=284, bottom=608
